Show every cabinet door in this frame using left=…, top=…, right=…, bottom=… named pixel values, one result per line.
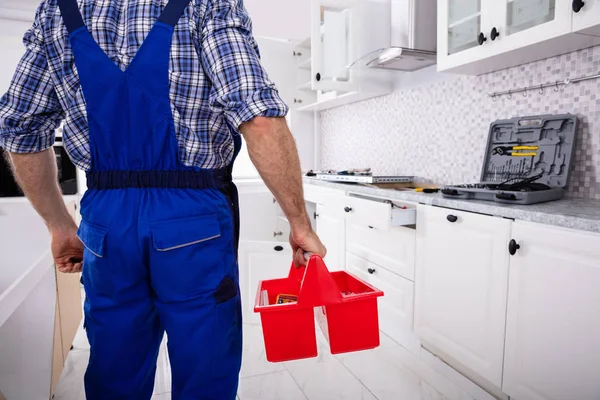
left=437, top=0, right=494, bottom=71
left=503, top=222, right=600, bottom=400
left=238, top=241, right=293, bottom=324
left=572, top=0, right=600, bottom=36
left=414, top=205, right=511, bottom=387
left=347, top=252, right=415, bottom=344
left=316, top=203, right=345, bottom=271
left=492, top=0, right=572, bottom=54
left=311, top=0, right=359, bottom=92
left=238, top=185, right=278, bottom=242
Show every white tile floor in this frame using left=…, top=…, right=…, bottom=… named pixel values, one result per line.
left=54, top=319, right=478, bottom=400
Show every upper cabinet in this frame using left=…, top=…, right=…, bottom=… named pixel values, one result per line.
left=438, top=0, right=600, bottom=75
left=572, top=0, right=600, bottom=36
left=438, top=0, right=493, bottom=72
left=292, top=0, right=393, bottom=112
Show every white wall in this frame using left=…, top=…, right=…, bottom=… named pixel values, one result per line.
left=243, top=0, right=310, bottom=41
left=0, top=18, right=31, bottom=95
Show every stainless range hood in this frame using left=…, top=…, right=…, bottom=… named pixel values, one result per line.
left=350, top=0, right=437, bottom=72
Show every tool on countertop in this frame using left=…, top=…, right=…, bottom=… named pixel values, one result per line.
left=415, top=188, right=440, bottom=193
left=492, top=145, right=539, bottom=156
left=442, top=114, right=578, bottom=205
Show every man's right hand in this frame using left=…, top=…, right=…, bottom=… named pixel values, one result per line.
left=51, top=224, right=84, bottom=274
left=289, top=228, right=327, bottom=267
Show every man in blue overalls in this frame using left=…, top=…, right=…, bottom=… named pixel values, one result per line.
left=0, top=0, right=326, bottom=398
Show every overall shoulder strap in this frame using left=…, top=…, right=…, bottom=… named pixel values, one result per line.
left=157, top=0, right=193, bottom=27
left=57, top=0, right=86, bottom=34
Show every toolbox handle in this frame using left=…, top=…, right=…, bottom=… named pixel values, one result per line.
left=288, top=255, right=344, bottom=307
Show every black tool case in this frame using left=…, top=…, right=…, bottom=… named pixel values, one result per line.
left=442, top=114, right=578, bottom=205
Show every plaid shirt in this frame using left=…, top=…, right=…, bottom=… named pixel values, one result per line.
left=0, top=0, right=288, bottom=171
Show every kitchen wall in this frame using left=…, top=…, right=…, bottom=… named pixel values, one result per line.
left=320, top=45, right=600, bottom=200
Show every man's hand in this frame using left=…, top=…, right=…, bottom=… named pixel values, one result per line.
left=290, top=227, right=327, bottom=267
left=9, top=150, right=84, bottom=273
left=51, top=224, right=84, bottom=273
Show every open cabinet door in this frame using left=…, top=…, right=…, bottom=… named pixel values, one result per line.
left=239, top=241, right=293, bottom=324
left=311, top=0, right=360, bottom=92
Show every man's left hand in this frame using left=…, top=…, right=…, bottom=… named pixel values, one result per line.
left=51, top=225, right=84, bottom=273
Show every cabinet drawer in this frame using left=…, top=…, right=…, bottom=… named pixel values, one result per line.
left=303, top=184, right=345, bottom=206
left=346, top=222, right=415, bottom=281
left=344, top=195, right=416, bottom=230
left=346, top=252, right=414, bottom=339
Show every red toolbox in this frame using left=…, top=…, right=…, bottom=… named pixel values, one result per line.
left=254, top=255, right=384, bottom=362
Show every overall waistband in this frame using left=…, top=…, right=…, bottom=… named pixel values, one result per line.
left=86, top=170, right=232, bottom=190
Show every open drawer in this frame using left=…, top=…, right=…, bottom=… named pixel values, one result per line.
left=343, top=195, right=416, bottom=230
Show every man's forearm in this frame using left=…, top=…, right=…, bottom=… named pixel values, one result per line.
left=241, top=117, right=311, bottom=235
left=8, top=149, right=75, bottom=232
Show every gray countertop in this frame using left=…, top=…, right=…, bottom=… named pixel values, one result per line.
left=304, top=178, right=600, bottom=234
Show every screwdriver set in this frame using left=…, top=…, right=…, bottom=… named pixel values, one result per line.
left=442, top=114, right=578, bottom=205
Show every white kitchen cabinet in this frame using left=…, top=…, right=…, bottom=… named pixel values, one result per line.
left=414, top=205, right=512, bottom=387
left=492, top=0, right=573, bottom=54
left=502, top=222, right=600, bottom=400
left=293, top=0, right=391, bottom=111
left=347, top=252, right=415, bottom=345
left=572, top=0, right=600, bottom=36
left=238, top=241, right=293, bottom=324
left=438, top=0, right=600, bottom=74
left=437, top=0, right=494, bottom=72
left=346, top=222, right=416, bottom=281
left=315, top=203, right=346, bottom=271
left=344, top=195, right=417, bottom=231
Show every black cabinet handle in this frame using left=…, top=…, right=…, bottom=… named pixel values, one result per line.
left=573, top=0, right=585, bottom=12
left=478, top=32, right=487, bottom=45
left=508, top=239, right=521, bottom=256
left=316, top=72, right=322, bottom=82
left=344, top=207, right=353, bottom=213
left=368, top=268, right=376, bottom=274
left=490, top=27, right=500, bottom=41
left=313, top=212, right=319, bottom=219
left=446, top=214, right=458, bottom=223
left=274, top=245, right=284, bottom=252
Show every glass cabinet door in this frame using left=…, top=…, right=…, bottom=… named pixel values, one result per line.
left=505, top=0, right=556, bottom=35
left=447, top=0, right=483, bottom=55
left=493, top=0, right=572, bottom=48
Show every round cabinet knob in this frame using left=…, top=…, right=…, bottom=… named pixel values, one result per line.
left=573, top=0, right=585, bottom=12
left=508, top=239, right=521, bottom=256
left=314, top=212, right=319, bottom=219
left=316, top=73, right=322, bottom=82
left=368, top=268, right=376, bottom=274
left=446, top=214, right=458, bottom=223
left=274, top=245, right=284, bottom=252
left=344, top=207, right=353, bottom=213
left=478, top=32, right=487, bottom=45
left=490, top=27, right=500, bottom=41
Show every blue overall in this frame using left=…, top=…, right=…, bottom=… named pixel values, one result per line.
left=57, top=0, right=243, bottom=398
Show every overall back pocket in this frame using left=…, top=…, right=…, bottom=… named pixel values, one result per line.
left=149, top=214, right=225, bottom=302
left=78, top=220, right=113, bottom=297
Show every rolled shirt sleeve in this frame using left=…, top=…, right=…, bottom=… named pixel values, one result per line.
left=200, top=0, right=289, bottom=134
left=0, top=3, right=65, bottom=153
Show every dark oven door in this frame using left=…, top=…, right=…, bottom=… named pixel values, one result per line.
left=0, top=141, right=78, bottom=197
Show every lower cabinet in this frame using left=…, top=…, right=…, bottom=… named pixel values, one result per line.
left=346, top=252, right=414, bottom=345
left=502, top=222, right=600, bottom=400
left=238, top=241, right=293, bottom=324
left=414, top=205, right=512, bottom=387
left=315, top=203, right=345, bottom=271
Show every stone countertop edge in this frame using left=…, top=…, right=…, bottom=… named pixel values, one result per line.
left=303, top=178, right=600, bottom=234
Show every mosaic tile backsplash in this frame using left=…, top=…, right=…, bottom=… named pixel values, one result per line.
left=320, top=45, right=600, bottom=200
